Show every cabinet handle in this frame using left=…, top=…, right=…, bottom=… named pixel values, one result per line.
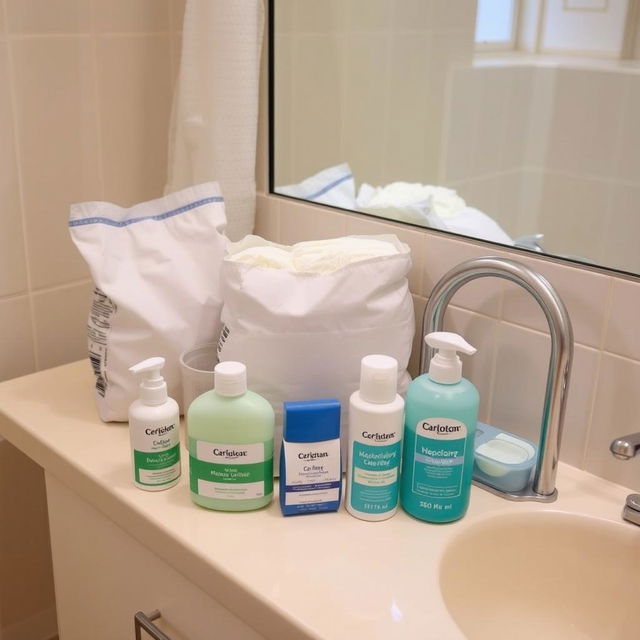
left=134, top=610, right=173, bottom=640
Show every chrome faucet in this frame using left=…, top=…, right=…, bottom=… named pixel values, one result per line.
left=609, top=434, right=640, bottom=525
left=421, top=256, right=574, bottom=502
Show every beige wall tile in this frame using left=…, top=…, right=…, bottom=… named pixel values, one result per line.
left=343, top=0, right=392, bottom=31
left=11, top=37, right=98, bottom=290
left=431, top=0, right=477, bottom=33
left=32, top=281, right=93, bottom=370
left=601, top=183, right=640, bottom=276
left=442, top=306, right=499, bottom=424
left=342, top=33, right=389, bottom=186
left=391, top=0, right=432, bottom=31
left=289, top=34, right=344, bottom=182
left=616, top=77, right=640, bottom=184
left=0, top=43, right=27, bottom=297
left=490, top=322, right=549, bottom=445
left=546, top=68, right=625, bottom=180
left=422, top=232, right=506, bottom=316
left=385, top=33, right=431, bottom=183
left=604, top=277, right=640, bottom=361
left=409, top=294, right=427, bottom=378
left=500, top=66, right=533, bottom=172
left=91, top=0, right=170, bottom=33
left=294, top=0, right=344, bottom=33
left=585, top=353, right=640, bottom=492
left=560, top=344, right=600, bottom=469
left=254, top=194, right=279, bottom=241
left=278, top=197, right=348, bottom=245
left=345, top=211, right=425, bottom=293
left=537, top=172, right=609, bottom=266
left=97, top=35, right=172, bottom=206
left=501, top=252, right=610, bottom=349
left=0, top=441, right=56, bottom=631
left=170, top=0, right=186, bottom=32
left=5, top=0, right=90, bottom=34
left=0, top=296, right=35, bottom=381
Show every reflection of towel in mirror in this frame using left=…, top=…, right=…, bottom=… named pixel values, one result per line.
left=276, top=162, right=356, bottom=209
left=356, top=181, right=513, bottom=245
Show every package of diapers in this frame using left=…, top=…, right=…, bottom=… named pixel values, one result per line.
left=69, top=183, right=227, bottom=421
left=218, top=234, right=415, bottom=471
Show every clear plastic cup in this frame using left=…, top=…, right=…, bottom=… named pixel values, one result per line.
left=179, top=343, right=217, bottom=414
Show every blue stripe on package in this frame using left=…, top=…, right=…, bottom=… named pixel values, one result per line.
left=279, top=399, right=342, bottom=516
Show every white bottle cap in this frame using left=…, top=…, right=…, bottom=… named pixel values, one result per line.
left=426, top=332, right=476, bottom=384
left=129, top=356, right=168, bottom=405
left=359, top=354, right=398, bottom=404
left=214, top=361, right=247, bottom=397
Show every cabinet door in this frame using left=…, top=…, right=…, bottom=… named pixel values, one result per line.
left=46, top=474, right=265, bottom=640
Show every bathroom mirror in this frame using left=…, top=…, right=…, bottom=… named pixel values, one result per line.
left=269, top=0, right=640, bottom=278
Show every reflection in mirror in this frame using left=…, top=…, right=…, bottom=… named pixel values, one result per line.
left=270, top=0, right=640, bottom=277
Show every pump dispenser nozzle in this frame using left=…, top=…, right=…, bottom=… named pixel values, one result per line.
left=425, top=331, right=476, bottom=384
left=129, top=356, right=168, bottom=405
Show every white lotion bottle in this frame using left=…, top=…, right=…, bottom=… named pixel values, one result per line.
left=128, top=357, right=181, bottom=491
left=347, top=354, right=405, bottom=521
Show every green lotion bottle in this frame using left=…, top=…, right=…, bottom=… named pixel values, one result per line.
left=188, top=361, right=274, bottom=511
left=400, top=332, right=479, bottom=523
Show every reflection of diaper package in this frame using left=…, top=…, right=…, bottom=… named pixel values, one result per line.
left=276, top=162, right=356, bottom=209
left=69, top=183, right=227, bottom=421
left=218, top=234, right=415, bottom=471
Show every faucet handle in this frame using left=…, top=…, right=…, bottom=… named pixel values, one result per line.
left=625, top=494, right=640, bottom=512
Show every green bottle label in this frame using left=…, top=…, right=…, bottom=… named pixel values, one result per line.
left=133, top=443, right=181, bottom=486
left=412, top=418, right=467, bottom=499
left=189, top=438, right=273, bottom=500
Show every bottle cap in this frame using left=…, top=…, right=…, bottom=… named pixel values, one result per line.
left=129, top=356, right=168, bottom=405
left=426, top=332, right=476, bottom=384
left=359, top=354, right=398, bottom=404
left=214, top=361, right=247, bottom=397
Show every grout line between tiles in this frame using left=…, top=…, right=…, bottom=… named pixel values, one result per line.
left=31, top=278, right=94, bottom=297
left=580, top=348, right=604, bottom=471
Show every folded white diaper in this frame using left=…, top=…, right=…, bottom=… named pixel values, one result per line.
left=227, top=235, right=401, bottom=274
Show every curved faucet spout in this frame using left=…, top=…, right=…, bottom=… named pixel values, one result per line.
left=421, top=256, right=574, bottom=501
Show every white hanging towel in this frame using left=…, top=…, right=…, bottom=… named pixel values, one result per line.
left=166, top=0, right=264, bottom=241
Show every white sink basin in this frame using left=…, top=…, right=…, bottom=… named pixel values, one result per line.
left=439, top=511, right=640, bottom=639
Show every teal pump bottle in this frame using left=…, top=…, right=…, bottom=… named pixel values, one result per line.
left=400, top=332, right=479, bottom=523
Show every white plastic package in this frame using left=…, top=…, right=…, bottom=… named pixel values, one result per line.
left=69, top=183, right=227, bottom=421
left=218, top=234, right=415, bottom=471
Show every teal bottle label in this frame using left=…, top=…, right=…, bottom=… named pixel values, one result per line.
left=411, top=418, right=467, bottom=499
left=189, top=438, right=273, bottom=500
left=350, top=439, right=401, bottom=514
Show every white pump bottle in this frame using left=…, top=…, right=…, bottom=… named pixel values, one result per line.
left=128, top=357, right=181, bottom=491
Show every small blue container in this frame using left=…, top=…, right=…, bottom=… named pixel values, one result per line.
left=473, top=423, right=537, bottom=493
left=279, top=399, right=342, bottom=516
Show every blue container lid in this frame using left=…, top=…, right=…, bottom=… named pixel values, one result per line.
left=283, top=398, right=341, bottom=443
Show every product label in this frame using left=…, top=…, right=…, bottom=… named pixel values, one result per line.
left=133, top=444, right=181, bottom=486
left=88, top=287, right=116, bottom=398
left=131, top=420, right=181, bottom=486
left=189, top=439, right=273, bottom=500
left=350, top=438, right=401, bottom=514
left=283, top=440, right=341, bottom=506
left=411, top=418, right=467, bottom=499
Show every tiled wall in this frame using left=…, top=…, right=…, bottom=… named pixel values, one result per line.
left=0, top=2, right=183, bottom=638
left=0, top=0, right=183, bottom=384
left=444, top=62, right=640, bottom=274
left=273, top=0, right=476, bottom=188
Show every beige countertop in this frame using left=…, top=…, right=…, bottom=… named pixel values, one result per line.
left=0, top=361, right=634, bottom=639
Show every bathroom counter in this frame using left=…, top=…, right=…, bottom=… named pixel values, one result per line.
left=0, top=361, right=633, bottom=639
